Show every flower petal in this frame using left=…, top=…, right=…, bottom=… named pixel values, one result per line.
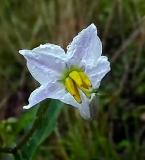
left=60, top=92, right=80, bottom=108
left=78, top=92, right=97, bottom=119
left=78, top=98, right=91, bottom=119
left=24, top=81, right=93, bottom=120
left=85, top=56, right=110, bottom=88
left=19, top=43, right=66, bottom=84
left=23, top=82, right=65, bottom=109
left=60, top=91, right=93, bottom=119
left=62, top=91, right=96, bottom=120
left=24, top=80, right=82, bottom=109
left=67, top=24, right=102, bottom=66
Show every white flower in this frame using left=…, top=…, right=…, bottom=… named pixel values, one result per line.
left=19, top=24, right=110, bottom=119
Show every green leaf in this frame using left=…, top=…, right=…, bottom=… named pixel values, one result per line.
left=14, top=100, right=63, bottom=160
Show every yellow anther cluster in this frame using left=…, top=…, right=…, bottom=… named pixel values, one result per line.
left=64, top=71, right=92, bottom=103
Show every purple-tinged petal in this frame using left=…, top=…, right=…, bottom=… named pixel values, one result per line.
left=19, top=44, right=66, bottom=84
left=78, top=92, right=96, bottom=119
left=23, top=81, right=81, bottom=110
left=23, top=79, right=94, bottom=120
left=85, top=56, right=110, bottom=88
left=23, top=82, right=66, bottom=109
left=62, top=91, right=95, bottom=120
left=67, top=24, right=102, bottom=67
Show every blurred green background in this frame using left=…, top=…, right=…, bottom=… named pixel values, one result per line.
left=0, top=0, right=145, bottom=159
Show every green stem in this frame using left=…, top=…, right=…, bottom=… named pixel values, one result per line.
left=13, top=102, right=49, bottom=152
left=0, top=101, right=50, bottom=158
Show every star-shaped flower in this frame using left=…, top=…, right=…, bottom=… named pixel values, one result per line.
left=19, top=24, right=110, bottom=119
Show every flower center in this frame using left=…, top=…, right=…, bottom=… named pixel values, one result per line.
left=64, top=70, right=92, bottom=103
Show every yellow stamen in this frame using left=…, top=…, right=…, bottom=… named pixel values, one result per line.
left=69, top=71, right=83, bottom=87
left=79, top=72, right=92, bottom=88
left=65, top=77, right=82, bottom=103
